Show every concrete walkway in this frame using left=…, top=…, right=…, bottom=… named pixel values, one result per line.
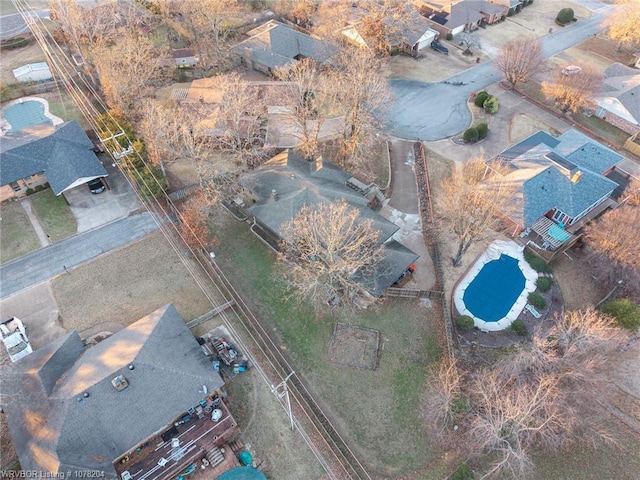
left=380, top=139, right=437, bottom=291
left=19, top=197, right=50, bottom=247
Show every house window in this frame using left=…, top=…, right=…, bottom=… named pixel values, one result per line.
left=552, top=210, right=569, bottom=224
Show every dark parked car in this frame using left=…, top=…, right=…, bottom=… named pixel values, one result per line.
left=430, top=40, right=449, bottom=55
left=87, top=178, right=106, bottom=194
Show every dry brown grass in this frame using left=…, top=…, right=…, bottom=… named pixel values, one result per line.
left=51, top=231, right=214, bottom=332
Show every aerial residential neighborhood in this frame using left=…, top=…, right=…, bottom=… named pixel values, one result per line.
left=1, top=1, right=639, bottom=479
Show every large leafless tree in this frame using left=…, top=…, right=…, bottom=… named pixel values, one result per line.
left=174, top=0, right=242, bottom=66
left=89, top=29, right=167, bottom=116
left=541, top=65, right=602, bottom=113
left=584, top=181, right=640, bottom=300
left=329, top=49, right=390, bottom=174
left=48, top=0, right=119, bottom=55
left=205, top=73, right=268, bottom=169
left=278, top=200, right=385, bottom=311
left=274, top=59, right=340, bottom=159
left=437, top=159, right=513, bottom=266
left=603, top=0, right=640, bottom=50
left=424, top=309, right=626, bottom=478
left=495, top=38, right=543, bottom=90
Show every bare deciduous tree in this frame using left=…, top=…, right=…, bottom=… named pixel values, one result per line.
left=179, top=191, right=214, bottom=251
left=437, top=159, right=513, bottom=266
left=541, top=65, right=602, bottom=113
left=495, top=38, right=543, bottom=90
left=468, top=371, right=566, bottom=479
left=584, top=191, right=640, bottom=300
left=49, top=0, right=119, bottom=55
left=584, top=203, right=640, bottom=272
left=206, top=73, right=268, bottom=169
left=330, top=49, right=390, bottom=173
left=603, top=0, right=640, bottom=50
left=175, top=0, right=241, bottom=66
left=422, top=358, right=466, bottom=435
left=274, top=59, right=340, bottom=159
left=287, top=0, right=316, bottom=28
left=424, top=308, right=626, bottom=479
left=358, top=1, right=406, bottom=55
left=89, top=29, right=167, bottom=115
left=279, top=200, right=385, bottom=310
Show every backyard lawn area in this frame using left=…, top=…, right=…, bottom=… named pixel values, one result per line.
left=29, top=188, right=77, bottom=241
left=213, top=209, right=449, bottom=478
left=0, top=200, right=39, bottom=263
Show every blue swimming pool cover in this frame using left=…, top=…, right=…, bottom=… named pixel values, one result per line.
left=215, top=467, right=267, bottom=480
left=462, top=254, right=526, bottom=322
left=3, top=100, right=51, bottom=131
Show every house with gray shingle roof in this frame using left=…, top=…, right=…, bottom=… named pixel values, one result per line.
left=417, top=0, right=503, bottom=36
left=594, top=63, right=640, bottom=135
left=0, top=121, right=107, bottom=201
left=485, top=129, right=624, bottom=234
left=3, top=304, right=226, bottom=478
left=232, top=20, right=337, bottom=74
left=238, top=150, right=419, bottom=297
left=341, top=4, right=439, bottom=57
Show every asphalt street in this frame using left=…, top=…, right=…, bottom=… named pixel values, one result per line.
left=0, top=212, right=159, bottom=299
left=387, top=2, right=611, bottom=141
left=0, top=10, right=49, bottom=40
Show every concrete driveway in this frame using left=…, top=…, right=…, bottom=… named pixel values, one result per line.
left=0, top=283, right=66, bottom=363
left=63, top=158, right=142, bottom=233
left=387, top=5, right=609, bottom=141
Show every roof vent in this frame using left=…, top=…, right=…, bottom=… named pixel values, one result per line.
left=271, top=189, right=278, bottom=200
left=83, top=392, right=90, bottom=398
left=111, top=375, right=129, bottom=391
left=128, top=364, right=135, bottom=370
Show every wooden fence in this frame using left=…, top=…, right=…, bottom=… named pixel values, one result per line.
left=384, top=287, right=443, bottom=299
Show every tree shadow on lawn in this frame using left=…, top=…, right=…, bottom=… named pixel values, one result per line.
left=214, top=209, right=449, bottom=478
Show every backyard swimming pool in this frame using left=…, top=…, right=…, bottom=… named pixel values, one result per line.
left=1, top=97, right=63, bottom=133
left=454, top=240, right=538, bottom=331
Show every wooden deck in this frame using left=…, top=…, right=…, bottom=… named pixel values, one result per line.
left=114, top=399, right=239, bottom=480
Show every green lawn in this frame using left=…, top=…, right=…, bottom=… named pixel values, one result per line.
left=571, top=112, right=631, bottom=147
left=214, top=211, right=445, bottom=477
left=48, top=94, right=88, bottom=127
left=532, top=424, right=640, bottom=480
left=0, top=200, right=40, bottom=263
left=29, top=189, right=77, bottom=241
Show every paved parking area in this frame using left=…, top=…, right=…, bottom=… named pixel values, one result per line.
left=63, top=157, right=142, bottom=232
left=0, top=283, right=65, bottom=364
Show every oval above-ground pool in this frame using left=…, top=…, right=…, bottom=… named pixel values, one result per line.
left=215, top=467, right=267, bottom=480
left=462, top=254, right=525, bottom=322
left=454, top=240, right=539, bottom=331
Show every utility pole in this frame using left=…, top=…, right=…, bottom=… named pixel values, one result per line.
left=272, top=371, right=295, bottom=431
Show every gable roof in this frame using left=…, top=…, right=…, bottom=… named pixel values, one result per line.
left=419, top=0, right=485, bottom=29
left=239, top=150, right=419, bottom=296
left=596, top=63, right=640, bottom=126
left=491, top=130, right=622, bottom=227
left=4, top=304, right=223, bottom=477
left=391, top=5, right=439, bottom=46
left=233, top=20, right=337, bottom=69
left=0, top=121, right=107, bottom=194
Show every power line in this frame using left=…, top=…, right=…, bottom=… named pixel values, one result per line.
left=11, top=2, right=371, bottom=477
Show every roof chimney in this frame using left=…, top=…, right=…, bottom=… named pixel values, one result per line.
left=111, top=375, right=129, bottom=391
left=570, top=171, right=583, bottom=183
left=271, top=189, right=278, bottom=200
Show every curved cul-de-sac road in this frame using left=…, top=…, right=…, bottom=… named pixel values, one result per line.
left=387, top=1, right=611, bottom=141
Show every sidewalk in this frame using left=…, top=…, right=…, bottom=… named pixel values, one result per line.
left=20, top=197, right=50, bottom=247
left=382, top=139, right=437, bottom=291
